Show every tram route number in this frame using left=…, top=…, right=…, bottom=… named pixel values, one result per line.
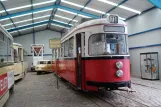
left=0, top=73, right=8, bottom=97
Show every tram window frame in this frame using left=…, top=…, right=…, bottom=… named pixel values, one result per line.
left=68, top=37, right=74, bottom=57
left=0, top=33, right=8, bottom=67
left=88, top=33, right=128, bottom=56
left=0, top=31, right=4, bottom=41
left=52, top=49, right=55, bottom=59
left=64, top=40, right=69, bottom=57
left=7, top=37, right=14, bottom=64
left=61, top=43, right=64, bottom=57
left=0, top=32, right=14, bottom=67
left=14, top=49, right=18, bottom=63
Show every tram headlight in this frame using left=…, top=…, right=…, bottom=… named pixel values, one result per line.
left=116, top=70, right=123, bottom=77
left=116, top=61, right=123, bottom=69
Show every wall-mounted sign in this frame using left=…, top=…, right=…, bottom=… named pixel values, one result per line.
left=49, top=38, right=61, bottom=49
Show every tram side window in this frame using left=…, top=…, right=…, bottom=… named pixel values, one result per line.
left=7, top=38, right=13, bottom=64
left=52, top=49, right=55, bottom=58
left=64, top=40, right=68, bottom=57
left=14, top=49, right=19, bottom=62
left=68, top=37, right=74, bottom=57
left=61, top=43, right=64, bottom=57
left=0, top=32, right=4, bottom=40
left=18, top=48, right=23, bottom=62
left=0, top=31, right=7, bottom=66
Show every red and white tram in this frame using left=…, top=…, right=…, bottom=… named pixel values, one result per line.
left=52, top=15, right=131, bottom=91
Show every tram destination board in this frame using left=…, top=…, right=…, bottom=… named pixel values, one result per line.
left=49, top=38, right=61, bottom=49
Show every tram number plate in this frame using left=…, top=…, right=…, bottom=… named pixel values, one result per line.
left=0, top=73, right=8, bottom=97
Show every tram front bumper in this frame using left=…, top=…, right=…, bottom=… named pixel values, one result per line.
left=86, top=81, right=131, bottom=88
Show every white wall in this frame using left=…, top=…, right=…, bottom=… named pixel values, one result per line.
left=14, top=30, right=61, bottom=68
left=127, top=8, right=161, bottom=78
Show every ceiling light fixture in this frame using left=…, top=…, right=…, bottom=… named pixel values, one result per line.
left=55, top=15, right=78, bottom=22
left=58, top=8, right=91, bottom=18
left=0, top=0, right=56, bottom=14
left=97, top=0, right=141, bottom=14
left=51, top=24, right=70, bottom=29
left=61, top=0, right=125, bottom=19
left=1, top=9, right=52, bottom=21
left=10, top=24, right=47, bottom=33
left=61, top=0, right=105, bottom=14
left=53, top=19, right=73, bottom=26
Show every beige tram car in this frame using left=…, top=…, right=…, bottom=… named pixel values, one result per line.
left=13, top=43, right=28, bottom=81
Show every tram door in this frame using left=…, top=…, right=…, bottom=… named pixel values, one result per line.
left=76, top=33, right=85, bottom=88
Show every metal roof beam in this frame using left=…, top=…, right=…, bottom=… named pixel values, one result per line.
left=47, top=0, right=61, bottom=28
left=102, top=0, right=128, bottom=17
left=0, top=1, right=21, bottom=35
left=0, top=5, right=99, bottom=20
left=148, top=0, right=161, bottom=9
left=7, top=20, right=72, bottom=32
left=31, top=0, right=35, bottom=44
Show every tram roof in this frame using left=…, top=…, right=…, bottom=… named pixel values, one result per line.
left=13, top=42, right=23, bottom=47
left=61, top=17, right=126, bottom=40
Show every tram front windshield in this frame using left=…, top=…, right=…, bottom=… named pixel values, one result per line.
left=89, top=33, right=127, bottom=55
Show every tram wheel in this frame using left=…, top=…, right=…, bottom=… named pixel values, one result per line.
left=37, top=72, right=41, bottom=75
left=9, top=85, right=14, bottom=94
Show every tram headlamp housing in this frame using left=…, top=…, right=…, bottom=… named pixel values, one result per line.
left=116, top=61, right=123, bottom=69
left=116, top=70, right=123, bottom=77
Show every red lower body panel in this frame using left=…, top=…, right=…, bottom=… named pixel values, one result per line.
left=85, top=59, right=130, bottom=83
left=53, top=57, right=130, bottom=91
left=57, top=59, right=77, bottom=86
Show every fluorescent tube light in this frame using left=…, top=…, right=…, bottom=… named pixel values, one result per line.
left=10, top=31, right=18, bottom=33
left=58, top=8, right=77, bottom=15
left=97, top=0, right=141, bottom=14
left=51, top=24, right=70, bottom=29
left=0, top=0, right=56, bottom=14
left=33, top=8, right=53, bottom=14
left=61, top=0, right=105, bottom=14
left=55, top=15, right=78, bottom=22
left=58, top=8, right=91, bottom=18
left=78, top=14, right=91, bottom=18
left=33, top=0, right=56, bottom=6
left=1, top=9, right=52, bottom=21
left=61, top=0, right=84, bottom=8
left=53, top=19, right=73, bottom=26
left=18, top=27, right=33, bottom=31
left=11, top=13, right=32, bottom=18
left=10, top=24, right=47, bottom=33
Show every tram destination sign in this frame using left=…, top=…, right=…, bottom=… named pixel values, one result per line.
left=49, top=38, right=61, bottom=49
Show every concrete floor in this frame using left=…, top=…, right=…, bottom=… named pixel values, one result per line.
left=4, top=72, right=161, bottom=107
